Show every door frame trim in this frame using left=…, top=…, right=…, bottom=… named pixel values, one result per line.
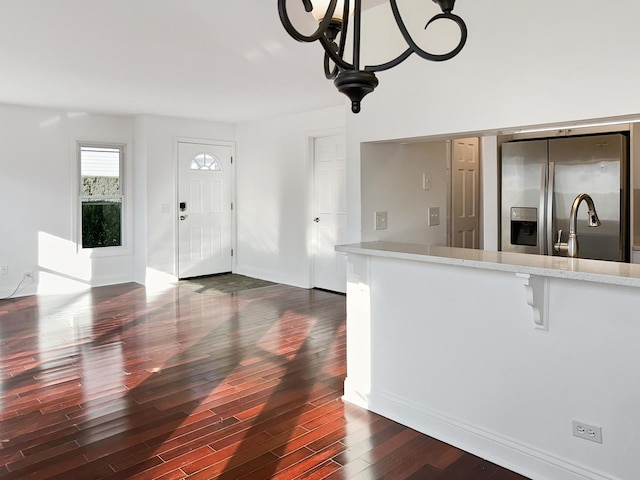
left=174, top=137, right=237, bottom=278
left=306, top=128, right=346, bottom=289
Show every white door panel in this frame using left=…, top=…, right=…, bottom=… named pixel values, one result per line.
left=178, top=142, right=232, bottom=278
left=451, top=138, right=480, bottom=249
left=313, top=134, right=347, bottom=293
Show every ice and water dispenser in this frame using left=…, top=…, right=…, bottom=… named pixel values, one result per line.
left=510, top=207, right=537, bottom=247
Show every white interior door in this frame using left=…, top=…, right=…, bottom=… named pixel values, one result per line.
left=313, top=134, right=347, bottom=293
left=451, top=137, right=480, bottom=249
left=178, top=141, right=232, bottom=278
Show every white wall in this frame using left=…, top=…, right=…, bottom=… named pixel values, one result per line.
left=0, top=108, right=237, bottom=297
left=361, top=140, right=448, bottom=244
left=133, top=116, right=148, bottom=285
left=0, top=104, right=344, bottom=295
left=0, top=104, right=134, bottom=297
left=346, top=0, right=640, bottom=243
left=481, top=135, right=499, bottom=250
left=134, top=115, right=235, bottom=284
left=235, top=106, right=345, bottom=287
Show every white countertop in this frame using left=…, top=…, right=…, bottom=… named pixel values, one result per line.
left=336, top=241, right=640, bottom=288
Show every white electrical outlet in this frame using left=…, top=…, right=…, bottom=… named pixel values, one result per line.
left=24, top=272, right=34, bottom=280
left=428, top=207, right=440, bottom=226
left=0, top=265, right=7, bottom=275
left=572, top=420, right=602, bottom=444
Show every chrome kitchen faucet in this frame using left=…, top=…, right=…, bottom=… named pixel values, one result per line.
left=554, top=193, right=601, bottom=258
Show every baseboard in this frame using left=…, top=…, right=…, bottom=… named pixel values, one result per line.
left=89, top=274, right=137, bottom=289
left=342, top=377, right=370, bottom=410
left=343, top=384, right=617, bottom=480
left=0, top=274, right=137, bottom=300
left=0, top=284, right=37, bottom=299
left=234, top=265, right=309, bottom=289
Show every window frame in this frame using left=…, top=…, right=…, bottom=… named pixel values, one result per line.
left=76, top=140, right=132, bottom=257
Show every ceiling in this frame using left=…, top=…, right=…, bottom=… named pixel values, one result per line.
left=0, top=0, right=367, bottom=124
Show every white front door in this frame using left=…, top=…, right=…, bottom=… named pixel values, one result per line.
left=177, top=141, right=233, bottom=278
left=313, top=134, right=347, bottom=293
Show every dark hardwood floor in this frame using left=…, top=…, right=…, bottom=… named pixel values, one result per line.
left=0, top=280, right=529, bottom=479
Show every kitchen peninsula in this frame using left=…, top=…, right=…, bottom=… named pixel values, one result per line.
left=336, top=241, right=640, bottom=480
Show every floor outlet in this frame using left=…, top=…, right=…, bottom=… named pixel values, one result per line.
left=572, top=420, right=602, bottom=444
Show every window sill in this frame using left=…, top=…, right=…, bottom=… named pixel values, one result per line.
left=79, top=245, right=132, bottom=258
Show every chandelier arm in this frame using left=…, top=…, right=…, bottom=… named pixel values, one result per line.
left=323, top=1, right=350, bottom=80
left=364, top=48, right=413, bottom=73
left=389, top=0, right=467, bottom=62
left=352, top=0, right=362, bottom=70
left=422, top=13, right=468, bottom=60
left=337, top=1, right=349, bottom=58
left=319, top=35, right=354, bottom=71
left=324, top=53, right=340, bottom=79
left=277, top=0, right=341, bottom=43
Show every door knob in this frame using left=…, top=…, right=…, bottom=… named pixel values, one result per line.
left=180, top=215, right=187, bottom=221
left=313, top=217, right=320, bottom=223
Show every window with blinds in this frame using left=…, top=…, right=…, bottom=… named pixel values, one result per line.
left=79, top=144, right=125, bottom=248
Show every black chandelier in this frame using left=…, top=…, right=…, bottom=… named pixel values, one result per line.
left=278, top=0, right=467, bottom=113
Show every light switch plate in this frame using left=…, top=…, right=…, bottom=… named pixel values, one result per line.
left=375, top=211, right=388, bottom=230
left=428, top=207, right=440, bottom=226
left=423, top=172, right=431, bottom=190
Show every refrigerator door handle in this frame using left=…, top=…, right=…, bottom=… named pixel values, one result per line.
left=546, top=161, right=555, bottom=256
left=538, top=164, right=546, bottom=255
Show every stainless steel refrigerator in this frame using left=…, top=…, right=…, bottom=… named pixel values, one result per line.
left=500, top=133, right=629, bottom=262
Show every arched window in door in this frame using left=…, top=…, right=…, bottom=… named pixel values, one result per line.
left=190, top=153, right=222, bottom=171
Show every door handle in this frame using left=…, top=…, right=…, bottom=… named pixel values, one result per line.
left=546, top=162, right=555, bottom=255
left=180, top=215, right=188, bottom=221
left=313, top=217, right=320, bottom=223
